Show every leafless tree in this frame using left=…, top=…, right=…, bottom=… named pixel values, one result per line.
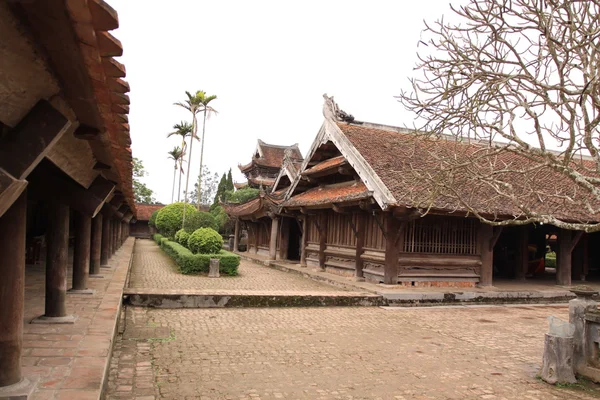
left=398, top=0, right=600, bottom=231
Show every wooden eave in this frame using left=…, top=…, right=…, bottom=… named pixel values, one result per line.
left=16, top=0, right=137, bottom=217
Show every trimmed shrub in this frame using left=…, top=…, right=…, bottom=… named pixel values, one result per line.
left=178, top=230, right=190, bottom=247
left=153, top=233, right=163, bottom=243
left=149, top=210, right=159, bottom=228
left=174, top=229, right=184, bottom=243
left=155, top=202, right=197, bottom=239
left=160, top=239, right=240, bottom=275
left=187, top=228, right=223, bottom=254
left=184, top=211, right=218, bottom=233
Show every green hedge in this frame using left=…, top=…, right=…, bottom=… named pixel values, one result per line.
left=149, top=210, right=159, bottom=228
left=158, top=238, right=239, bottom=275
left=155, top=202, right=197, bottom=239
left=187, top=227, right=223, bottom=254
left=153, top=233, right=163, bottom=243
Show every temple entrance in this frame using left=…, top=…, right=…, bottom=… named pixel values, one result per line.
left=287, top=219, right=302, bottom=261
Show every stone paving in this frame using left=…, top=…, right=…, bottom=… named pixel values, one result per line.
left=106, top=304, right=600, bottom=400
left=22, top=238, right=134, bottom=400
left=129, top=239, right=345, bottom=293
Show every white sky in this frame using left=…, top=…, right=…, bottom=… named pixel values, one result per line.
left=110, top=0, right=456, bottom=204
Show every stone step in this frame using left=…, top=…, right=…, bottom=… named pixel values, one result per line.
left=124, top=288, right=385, bottom=308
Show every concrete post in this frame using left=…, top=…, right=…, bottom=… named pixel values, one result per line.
left=90, top=213, right=102, bottom=275
left=101, top=214, right=110, bottom=266
left=233, top=219, right=240, bottom=252
left=70, top=211, right=92, bottom=292
left=0, top=191, right=26, bottom=387
left=269, top=217, right=279, bottom=260
left=44, top=203, right=69, bottom=318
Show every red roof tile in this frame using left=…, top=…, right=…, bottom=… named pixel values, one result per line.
left=338, top=122, right=600, bottom=222
left=283, top=181, right=371, bottom=208
left=222, top=197, right=263, bottom=217
left=136, top=204, right=164, bottom=221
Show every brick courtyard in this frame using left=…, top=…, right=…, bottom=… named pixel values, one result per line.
left=129, top=239, right=346, bottom=293
left=106, top=304, right=600, bottom=400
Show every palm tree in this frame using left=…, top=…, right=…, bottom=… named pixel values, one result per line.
left=167, top=121, right=193, bottom=201
left=194, top=91, right=218, bottom=210
left=167, top=146, right=184, bottom=203
left=174, top=92, right=205, bottom=227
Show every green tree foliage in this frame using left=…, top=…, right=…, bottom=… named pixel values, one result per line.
left=187, top=227, right=223, bottom=254
left=226, top=169, right=234, bottom=191
left=149, top=210, right=159, bottom=228
left=211, top=205, right=232, bottom=234
left=184, top=211, right=218, bottom=233
left=227, top=187, right=260, bottom=204
left=132, top=158, right=157, bottom=204
left=155, top=202, right=197, bottom=239
left=186, top=166, right=219, bottom=206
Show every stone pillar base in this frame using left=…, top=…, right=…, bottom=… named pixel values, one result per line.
left=100, top=264, right=112, bottom=268
left=353, top=276, right=365, bottom=282
left=67, top=289, right=95, bottom=295
left=89, top=275, right=104, bottom=279
left=31, top=315, right=77, bottom=324
left=0, top=377, right=39, bottom=400
left=313, top=267, right=325, bottom=273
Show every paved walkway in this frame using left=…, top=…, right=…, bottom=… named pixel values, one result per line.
left=106, top=304, right=600, bottom=400
left=23, top=238, right=134, bottom=400
left=129, top=239, right=345, bottom=293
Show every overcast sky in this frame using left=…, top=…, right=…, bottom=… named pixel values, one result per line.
left=111, top=0, right=456, bottom=204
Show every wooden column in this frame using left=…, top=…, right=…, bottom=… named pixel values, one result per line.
left=269, top=217, right=279, bottom=260
left=0, top=191, right=26, bottom=387
left=557, top=229, right=581, bottom=286
left=479, top=224, right=494, bottom=286
left=116, top=220, right=122, bottom=249
left=71, top=211, right=91, bottom=291
left=233, top=219, right=240, bottom=252
left=515, top=226, right=529, bottom=281
left=318, top=212, right=328, bottom=271
left=111, top=218, right=117, bottom=254
left=45, top=203, right=70, bottom=318
left=101, top=214, right=110, bottom=266
left=355, top=213, right=366, bottom=279
left=572, top=234, right=588, bottom=281
left=278, top=218, right=289, bottom=260
left=252, top=225, right=258, bottom=254
left=383, top=212, right=401, bottom=285
left=90, top=213, right=103, bottom=274
left=300, top=217, right=308, bottom=267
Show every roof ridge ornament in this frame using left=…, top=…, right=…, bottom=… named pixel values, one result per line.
left=323, top=94, right=354, bottom=123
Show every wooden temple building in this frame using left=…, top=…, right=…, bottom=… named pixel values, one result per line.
left=0, top=0, right=135, bottom=394
left=130, top=203, right=164, bottom=238
left=226, top=95, right=600, bottom=289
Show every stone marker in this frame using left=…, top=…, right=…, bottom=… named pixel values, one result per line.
left=540, top=333, right=577, bottom=384
left=209, top=258, right=220, bottom=278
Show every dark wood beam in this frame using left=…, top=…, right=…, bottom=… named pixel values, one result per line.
left=0, top=169, right=28, bottom=219
left=73, top=124, right=101, bottom=140
left=0, top=100, right=73, bottom=180
left=88, top=0, right=119, bottom=30
left=102, top=57, right=126, bottom=77
left=88, top=175, right=116, bottom=217
left=97, top=31, right=123, bottom=57
left=93, top=161, right=111, bottom=170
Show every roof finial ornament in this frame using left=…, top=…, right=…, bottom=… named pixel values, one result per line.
left=323, top=94, right=354, bottom=123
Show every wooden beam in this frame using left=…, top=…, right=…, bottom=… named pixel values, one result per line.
left=0, top=100, right=73, bottom=180
left=87, top=175, right=116, bottom=217
left=122, top=211, right=134, bottom=223
left=102, top=57, right=126, bottom=77
left=88, top=0, right=119, bottom=30
left=479, top=223, right=494, bottom=286
left=96, top=31, right=123, bottom=57
left=318, top=212, right=328, bottom=270
left=0, top=169, right=28, bottom=219
left=337, top=165, right=354, bottom=176
left=110, top=93, right=130, bottom=105
left=355, top=213, right=366, bottom=279
left=392, top=206, right=420, bottom=221
left=109, top=78, right=130, bottom=93
left=332, top=203, right=353, bottom=214
left=93, top=161, right=111, bottom=170
left=73, top=124, right=101, bottom=140
left=111, top=104, right=129, bottom=114
left=489, top=226, right=503, bottom=251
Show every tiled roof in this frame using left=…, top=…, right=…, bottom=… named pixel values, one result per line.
left=136, top=204, right=164, bottom=221
left=338, top=122, right=600, bottom=222
left=222, top=197, right=262, bottom=217
left=283, top=181, right=371, bottom=208
left=302, top=155, right=347, bottom=176
left=240, top=141, right=303, bottom=172
left=234, top=181, right=248, bottom=189
left=248, top=176, right=276, bottom=187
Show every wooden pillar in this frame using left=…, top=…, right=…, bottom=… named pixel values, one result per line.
left=383, top=212, right=401, bottom=285
left=515, top=226, right=529, bottom=281
left=278, top=218, right=289, bottom=260
left=318, top=212, right=328, bottom=271
left=45, top=203, right=69, bottom=317
left=116, top=220, right=121, bottom=249
left=572, top=234, right=588, bottom=281
left=111, top=218, right=117, bottom=254
left=0, top=191, right=26, bottom=387
left=355, top=213, right=366, bottom=279
left=300, top=217, right=308, bottom=267
left=233, top=219, right=240, bottom=252
left=479, top=223, right=494, bottom=286
left=71, top=211, right=91, bottom=291
left=90, top=213, right=103, bottom=274
left=557, top=229, right=575, bottom=286
left=269, top=217, right=279, bottom=260
left=252, top=224, right=258, bottom=254
left=101, top=214, right=110, bottom=266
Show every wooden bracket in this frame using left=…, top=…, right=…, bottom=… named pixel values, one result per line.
left=348, top=216, right=359, bottom=238
left=373, top=212, right=386, bottom=239
left=569, top=231, right=584, bottom=253
left=395, top=222, right=406, bottom=247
